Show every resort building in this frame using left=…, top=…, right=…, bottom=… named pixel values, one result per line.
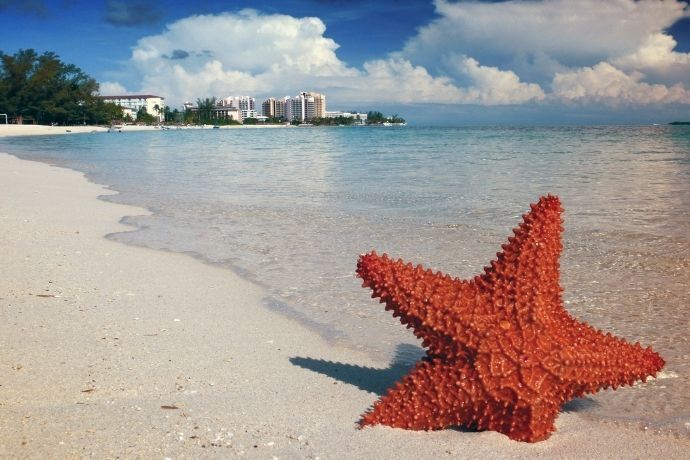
left=306, top=92, right=326, bottom=119
left=219, top=96, right=256, bottom=112
left=285, top=92, right=326, bottom=122
left=262, top=97, right=288, bottom=119
left=213, top=96, right=259, bottom=120
left=99, top=94, right=165, bottom=122
left=184, top=102, right=242, bottom=123
left=325, top=111, right=367, bottom=125
left=214, top=107, right=242, bottom=122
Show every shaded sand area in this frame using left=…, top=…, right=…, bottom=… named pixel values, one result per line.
left=1, top=152, right=688, bottom=458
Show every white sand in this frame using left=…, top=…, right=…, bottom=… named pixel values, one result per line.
left=0, top=124, right=289, bottom=138
left=1, top=152, right=688, bottom=458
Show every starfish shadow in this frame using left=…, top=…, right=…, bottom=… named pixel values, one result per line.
left=563, top=397, right=598, bottom=413
left=290, top=343, right=425, bottom=395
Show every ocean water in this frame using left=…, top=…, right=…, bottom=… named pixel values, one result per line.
left=2, top=125, right=689, bottom=438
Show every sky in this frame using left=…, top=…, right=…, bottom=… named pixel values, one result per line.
left=1, top=0, right=690, bottom=125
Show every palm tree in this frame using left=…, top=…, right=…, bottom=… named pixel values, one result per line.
left=153, top=103, right=161, bottom=122
left=195, top=97, right=216, bottom=124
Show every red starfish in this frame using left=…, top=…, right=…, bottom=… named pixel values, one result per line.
left=356, top=195, right=664, bottom=442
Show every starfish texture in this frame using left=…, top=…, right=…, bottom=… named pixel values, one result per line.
left=356, top=195, right=664, bottom=442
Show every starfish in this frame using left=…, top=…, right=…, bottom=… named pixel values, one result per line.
left=356, top=195, right=664, bottom=442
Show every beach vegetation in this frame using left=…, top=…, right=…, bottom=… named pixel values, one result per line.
left=135, top=106, right=157, bottom=124
left=310, top=116, right=355, bottom=126
left=0, top=48, right=121, bottom=125
left=195, top=97, right=217, bottom=124
left=366, top=111, right=406, bottom=125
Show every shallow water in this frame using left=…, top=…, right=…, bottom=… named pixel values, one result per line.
left=2, top=125, right=689, bottom=437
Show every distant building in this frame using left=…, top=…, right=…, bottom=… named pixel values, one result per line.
left=99, top=94, right=165, bottom=122
left=325, top=111, right=367, bottom=125
left=219, top=96, right=256, bottom=112
left=261, top=97, right=287, bottom=119
left=305, top=92, right=326, bottom=118
left=285, top=91, right=326, bottom=122
left=183, top=101, right=242, bottom=123
left=262, top=98, right=276, bottom=117
left=214, top=107, right=242, bottom=122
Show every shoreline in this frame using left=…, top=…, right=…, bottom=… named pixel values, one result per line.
left=1, top=151, right=688, bottom=458
left=0, top=123, right=291, bottom=138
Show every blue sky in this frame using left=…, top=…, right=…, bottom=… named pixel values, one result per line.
left=1, top=0, right=690, bottom=124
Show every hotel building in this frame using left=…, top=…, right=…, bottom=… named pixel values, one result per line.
left=219, top=96, right=258, bottom=119
left=285, top=92, right=326, bottom=122
left=99, top=94, right=166, bottom=122
left=261, top=97, right=287, bottom=119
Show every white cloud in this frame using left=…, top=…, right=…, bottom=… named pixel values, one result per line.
left=612, top=32, right=690, bottom=87
left=129, top=9, right=358, bottom=103
left=615, top=33, right=690, bottom=69
left=552, top=62, right=690, bottom=105
left=122, top=9, right=545, bottom=107
left=98, top=81, right=128, bottom=95
left=114, top=2, right=690, bottom=111
left=403, top=0, right=689, bottom=83
left=445, top=55, right=545, bottom=105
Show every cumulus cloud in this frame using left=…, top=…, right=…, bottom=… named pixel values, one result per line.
left=396, top=0, right=690, bottom=107
left=110, top=2, right=690, bottom=110
left=446, top=55, right=545, bottom=105
left=125, top=9, right=358, bottom=102
left=552, top=62, right=690, bottom=105
left=98, top=81, right=129, bottom=95
left=116, top=9, right=544, bottom=107
left=403, top=0, right=689, bottom=83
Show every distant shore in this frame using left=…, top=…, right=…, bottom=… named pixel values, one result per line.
left=0, top=123, right=290, bottom=138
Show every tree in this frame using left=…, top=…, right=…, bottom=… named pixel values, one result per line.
left=366, top=111, right=386, bottom=124
left=195, top=97, right=216, bottom=124
left=0, top=49, right=113, bottom=125
left=135, top=106, right=156, bottom=124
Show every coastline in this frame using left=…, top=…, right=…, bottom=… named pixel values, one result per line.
left=0, top=123, right=290, bottom=138
left=1, top=152, right=688, bottom=458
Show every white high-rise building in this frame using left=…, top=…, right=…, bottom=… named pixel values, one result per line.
left=285, top=92, right=326, bottom=122
left=219, top=96, right=255, bottom=112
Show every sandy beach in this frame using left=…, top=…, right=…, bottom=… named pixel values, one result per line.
left=1, top=151, right=688, bottom=459
left=0, top=123, right=290, bottom=138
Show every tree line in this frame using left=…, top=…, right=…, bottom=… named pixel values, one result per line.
left=0, top=49, right=126, bottom=125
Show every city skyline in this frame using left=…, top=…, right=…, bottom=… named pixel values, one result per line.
left=1, top=1, right=690, bottom=124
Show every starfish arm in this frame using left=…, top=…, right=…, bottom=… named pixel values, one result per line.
left=477, top=195, right=564, bottom=329
left=357, top=251, right=480, bottom=356
left=359, top=358, right=483, bottom=430
left=360, top=355, right=562, bottom=442
left=541, top=320, right=666, bottom=395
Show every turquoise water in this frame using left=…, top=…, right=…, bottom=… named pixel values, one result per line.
left=2, top=125, right=689, bottom=437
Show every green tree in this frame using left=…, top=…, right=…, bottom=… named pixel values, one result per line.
left=195, top=97, right=216, bottom=124
left=152, top=103, right=162, bottom=122
left=0, top=49, right=110, bottom=125
left=135, top=106, right=156, bottom=124
left=366, top=111, right=386, bottom=124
